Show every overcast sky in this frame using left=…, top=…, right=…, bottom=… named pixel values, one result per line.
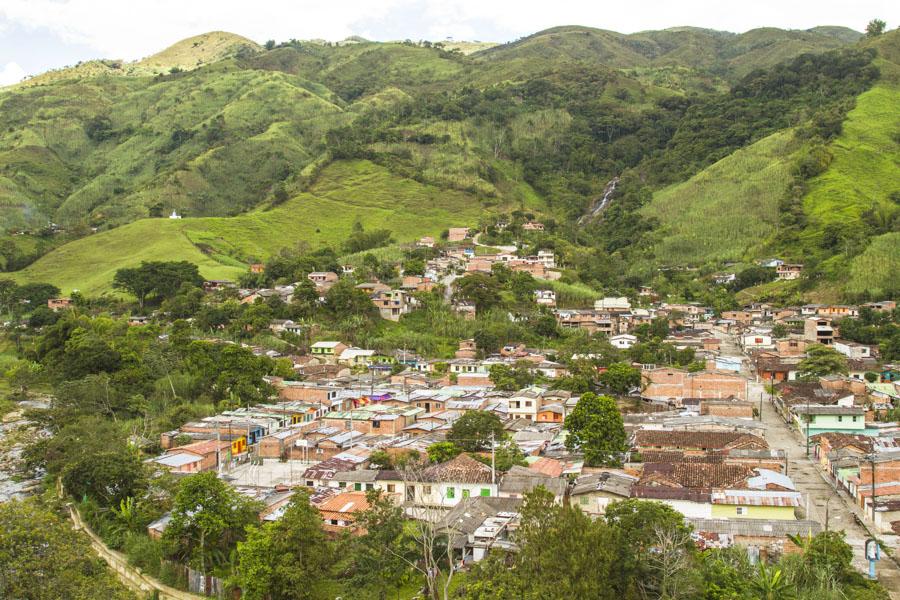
left=1, top=0, right=896, bottom=85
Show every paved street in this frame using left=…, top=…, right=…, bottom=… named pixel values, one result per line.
left=720, top=328, right=900, bottom=597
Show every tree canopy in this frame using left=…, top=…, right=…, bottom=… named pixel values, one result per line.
left=798, top=344, right=849, bottom=379
left=446, top=410, right=505, bottom=452
left=113, top=261, right=202, bottom=308
left=564, top=392, right=628, bottom=466
left=0, top=500, right=133, bottom=600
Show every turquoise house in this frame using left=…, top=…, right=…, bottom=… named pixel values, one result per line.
left=791, top=405, right=869, bottom=436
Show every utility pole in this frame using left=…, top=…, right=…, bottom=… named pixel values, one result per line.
left=216, top=426, right=222, bottom=476
left=870, top=453, right=877, bottom=522
left=490, top=431, right=496, bottom=487
left=805, top=395, right=811, bottom=457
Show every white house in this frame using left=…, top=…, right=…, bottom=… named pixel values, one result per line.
left=610, top=334, right=637, bottom=350
left=507, top=386, right=545, bottom=421
left=405, top=454, right=498, bottom=508
left=534, top=289, right=557, bottom=307
left=338, top=347, right=376, bottom=366
left=833, top=340, right=873, bottom=360
left=594, top=297, right=631, bottom=312
left=741, top=332, right=774, bottom=350
left=536, top=250, right=556, bottom=268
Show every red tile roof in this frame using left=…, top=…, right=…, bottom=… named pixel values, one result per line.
left=633, top=430, right=768, bottom=451
left=316, top=491, right=370, bottom=521
left=527, top=457, right=565, bottom=478
left=422, top=453, right=494, bottom=484
left=638, top=462, right=753, bottom=490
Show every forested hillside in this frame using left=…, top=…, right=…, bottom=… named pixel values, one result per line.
left=2, top=25, right=897, bottom=299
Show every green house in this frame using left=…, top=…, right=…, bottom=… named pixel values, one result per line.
left=792, top=404, right=866, bottom=436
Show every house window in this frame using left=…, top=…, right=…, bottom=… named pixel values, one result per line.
left=838, top=416, right=843, bottom=422
left=306, top=480, right=314, bottom=487
left=446, top=487, right=455, bottom=499
left=525, top=401, right=532, bottom=407
left=366, top=483, right=374, bottom=490
left=480, top=488, right=491, bottom=497
left=423, top=486, right=432, bottom=495
left=579, top=496, right=588, bottom=505
left=330, top=519, right=339, bottom=525
left=354, top=482, right=362, bottom=491
left=407, top=486, right=415, bottom=502
left=852, top=416, right=858, bottom=422
left=462, top=489, right=471, bottom=499
left=736, top=507, right=747, bottom=516
left=338, top=482, right=346, bottom=488
left=372, top=421, right=381, bottom=429
left=387, top=484, right=396, bottom=493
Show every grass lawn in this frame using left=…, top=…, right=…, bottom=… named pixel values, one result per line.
left=846, top=232, right=900, bottom=298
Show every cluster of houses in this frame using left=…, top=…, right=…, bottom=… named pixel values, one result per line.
left=82, top=232, right=895, bottom=564
left=144, top=364, right=831, bottom=561
left=713, top=258, right=805, bottom=284
left=143, top=329, right=900, bottom=563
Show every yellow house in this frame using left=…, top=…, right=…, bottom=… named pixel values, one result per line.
left=709, top=468, right=801, bottom=520
left=710, top=495, right=799, bottom=520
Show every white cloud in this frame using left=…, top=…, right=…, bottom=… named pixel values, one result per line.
left=0, top=61, right=26, bottom=86
left=0, top=0, right=897, bottom=62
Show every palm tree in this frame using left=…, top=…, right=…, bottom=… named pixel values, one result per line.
left=751, top=563, right=796, bottom=600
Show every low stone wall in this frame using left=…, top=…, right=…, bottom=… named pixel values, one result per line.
left=68, top=503, right=208, bottom=600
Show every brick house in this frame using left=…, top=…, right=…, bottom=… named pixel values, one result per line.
left=317, top=491, right=371, bottom=535
left=447, top=228, right=470, bottom=242
left=47, top=298, right=72, bottom=311
left=641, top=368, right=748, bottom=403
left=776, top=264, right=803, bottom=280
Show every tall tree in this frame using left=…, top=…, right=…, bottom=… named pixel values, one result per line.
left=233, top=490, right=333, bottom=600
left=463, top=487, right=619, bottom=599
left=341, top=490, right=417, bottom=599
left=0, top=499, right=133, bottom=600
left=798, top=344, right=848, bottom=379
left=452, top=273, right=503, bottom=313
left=599, top=362, right=642, bottom=395
left=564, top=392, right=628, bottom=466
left=866, top=19, right=887, bottom=37
left=604, top=499, right=695, bottom=598
left=113, top=261, right=202, bottom=308
left=446, top=410, right=505, bottom=452
left=164, top=472, right=261, bottom=574
left=323, top=279, right=378, bottom=320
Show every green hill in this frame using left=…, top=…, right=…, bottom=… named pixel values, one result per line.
left=2, top=25, right=892, bottom=300
left=639, top=130, right=800, bottom=266
left=630, top=30, right=900, bottom=299
left=135, top=31, right=261, bottom=72
left=12, top=160, right=497, bottom=294
left=476, top=25, right=852, bottom=80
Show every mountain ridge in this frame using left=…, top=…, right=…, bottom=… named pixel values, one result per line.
left=1, top=25, right=896, bottom=300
